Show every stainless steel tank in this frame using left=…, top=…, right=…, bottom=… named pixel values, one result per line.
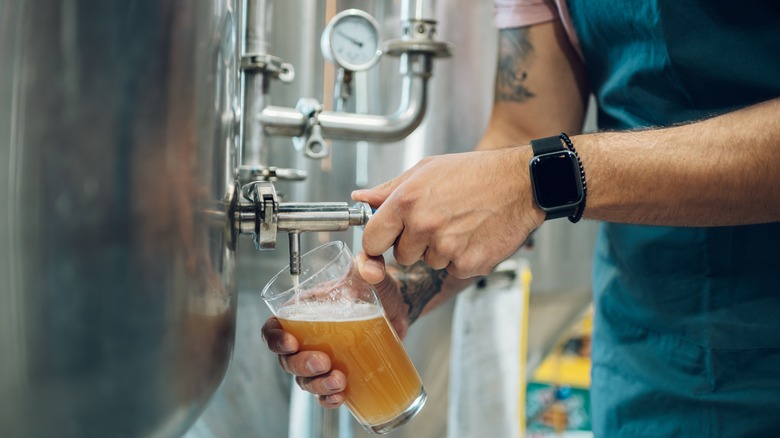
left=0, top=1, right=240, bottom=437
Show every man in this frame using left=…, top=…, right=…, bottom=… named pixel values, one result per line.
left=264, top=1, right=780, bottom=435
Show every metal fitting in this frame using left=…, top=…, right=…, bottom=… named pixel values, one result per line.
left=234, top=181, right=372, bottom=274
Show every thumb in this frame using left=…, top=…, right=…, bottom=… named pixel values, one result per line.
left=355, top=252, right=386, bottom=285
left=351, top=162, right=421, bottom=207
left=355, top=252, right=409, bottom=338
left=351, top=179, right=397, bottom=208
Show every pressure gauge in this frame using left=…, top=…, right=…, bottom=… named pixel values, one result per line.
left=321, top=9, right=382, bottom=72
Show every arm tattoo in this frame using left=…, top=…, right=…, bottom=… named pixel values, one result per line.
left=495, top=28, right=535, bottom=103
left=387, top=261, right=449, bottom=324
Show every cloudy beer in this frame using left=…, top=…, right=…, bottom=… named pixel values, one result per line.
left=277, top=301, right=425, bottom=430
left=263, top=241, right=426, bottom=434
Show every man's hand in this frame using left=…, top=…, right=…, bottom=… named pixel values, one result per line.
left=260, top=252, right=409, bottom=409
left=353, top=147, right=544, bottom=279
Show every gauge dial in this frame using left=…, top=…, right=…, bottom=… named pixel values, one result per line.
left=321, top=9, right=382, bottom=71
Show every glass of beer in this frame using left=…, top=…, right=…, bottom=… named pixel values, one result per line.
left=261, top=241, right=426, bottom=435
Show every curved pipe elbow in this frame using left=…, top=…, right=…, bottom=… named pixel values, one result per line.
left=257, top=57, right=431, bottom=143
left=317, top=75, right=428, bottom=142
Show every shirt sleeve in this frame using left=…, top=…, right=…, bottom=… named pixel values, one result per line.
left=493, top=0, right=558, bottom=29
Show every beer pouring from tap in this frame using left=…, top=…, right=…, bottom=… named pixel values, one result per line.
left=261, top=241, right=427, bottom=435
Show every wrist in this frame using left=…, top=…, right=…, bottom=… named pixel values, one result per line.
left=507, top=146, right=547, bottom=229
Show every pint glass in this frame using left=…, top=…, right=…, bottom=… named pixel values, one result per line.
left=261, top=241, right=427, bottom=434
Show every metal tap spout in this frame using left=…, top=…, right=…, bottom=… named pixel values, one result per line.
left=235, top=181, right=372, bottom=276
left=281, top=202, right=372, bottom=276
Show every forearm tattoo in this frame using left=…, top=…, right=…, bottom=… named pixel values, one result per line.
left=387, top=261, right=449, bottom=324
left=495, top=28, right=535, bottom=103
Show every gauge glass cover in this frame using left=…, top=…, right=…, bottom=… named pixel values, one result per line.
left=322, top=10, right=381, bottom=71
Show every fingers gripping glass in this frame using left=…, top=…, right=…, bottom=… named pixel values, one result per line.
left=261, top=241, right=427, bottom=434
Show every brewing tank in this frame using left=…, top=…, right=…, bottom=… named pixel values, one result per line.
left=0, top=1, right=240, bottom=436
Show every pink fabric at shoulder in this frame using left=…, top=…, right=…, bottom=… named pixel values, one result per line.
left=493, top=0, right=557, bottom=28
left=493, top=0, right=582, bottom=60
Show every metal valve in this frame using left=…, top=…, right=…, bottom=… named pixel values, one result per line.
left=237, top=181, right=372, bottom=275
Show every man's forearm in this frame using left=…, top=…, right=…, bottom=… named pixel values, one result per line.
left=577, top=97, right=780, bottom=226
left=477, top=23, right=589, bottom=153
left=387, top=261, right=474, bottom=324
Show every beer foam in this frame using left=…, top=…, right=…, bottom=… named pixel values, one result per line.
left=278, top=301, right=382, bottom=322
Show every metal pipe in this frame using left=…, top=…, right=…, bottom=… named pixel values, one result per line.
left=318, top=71, right=426, bottom=141
left=277, top=202, right=372, bottom=277
left=401, top=0, right=433, bottom=21
left=277, top=202, right=371, bottom=232
left=288, top=232, right=302, bottom=276
left=241, top=0, right=271, bottom=166
left=242, top=74, right=270, bottom=166
left=259, top=105, right=307, bottom=137
left=259, top=53, right=432, bottom=142
left=233, top=180, right=371, bottom=274
left=243, top=0, right=269, bottom=55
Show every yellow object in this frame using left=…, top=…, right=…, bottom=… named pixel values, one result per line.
left=531, top=309, right=593, bottom=389
left=532, top=354, right=591, bottom=389
left=517, top=261, right=532, bottom=436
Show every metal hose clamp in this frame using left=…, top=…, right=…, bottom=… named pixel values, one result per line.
left=292, top=98, right=330, bottom=159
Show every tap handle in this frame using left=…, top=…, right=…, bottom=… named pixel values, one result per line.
left=350, top=202, right=373, bottom=227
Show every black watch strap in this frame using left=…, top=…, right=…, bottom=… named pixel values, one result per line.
left=543, top=205, right=575, bottom=220
left=530, top=135, right=565, bottom=155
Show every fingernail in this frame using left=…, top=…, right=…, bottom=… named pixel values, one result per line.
left=325, top=394, right=342, bottom=405
left=306, top=357, right=327, bottom=374
left=322, top=376, right=342, bottom=391
left=366, top=259, right=383, bottom=275
left=276, top=340, right=293, bottom=353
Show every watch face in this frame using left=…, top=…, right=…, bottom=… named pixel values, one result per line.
left=530, top=151, right=583, bottom=209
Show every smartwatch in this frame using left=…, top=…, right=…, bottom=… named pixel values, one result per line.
left=529, top=135, right=584, bottom=220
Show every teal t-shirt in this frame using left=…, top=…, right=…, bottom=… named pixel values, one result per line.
left=567, top=1, right=780, bottom=436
